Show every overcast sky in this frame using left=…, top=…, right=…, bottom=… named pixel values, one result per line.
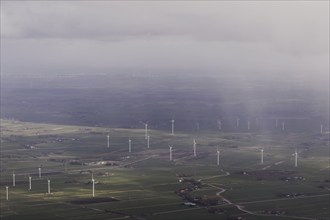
left=1, top=1, right=329, bottom=83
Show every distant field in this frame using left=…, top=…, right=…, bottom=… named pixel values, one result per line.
left=0, top=119, right=329, bottom=220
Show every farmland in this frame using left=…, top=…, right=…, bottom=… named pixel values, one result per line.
left=0, top=74, right=329, bottom=220
left=0, top=117, right=329, bottom=220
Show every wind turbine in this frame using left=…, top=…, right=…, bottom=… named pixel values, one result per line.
left=107, top=134, right=110, bottom=149
left=169, top=145, right=173, bottom=161
left=47, top=179, right=51, bottom=194
left=294, top=149, right=298, bottom=167
left=29, top=176, right=32, bottom=190
left=12, top=172, right=15, bottom=187
left=193, top=139, right=197, bottom=157
left=171, top=119, right=175, bottom=135
left=128, top=138, right=132, bottom=153
left=282, top=121, right=285, bottom=131
left=147, top=135, right=150, bottom=149
left=236, top=118, right=240, bottom=128
left=217, top=120, right=222, bottom=130
left=144, top=123, right=148, bottom=140
left=320, top=124, right=323, bottom=134
left=217, top=148, right=220, bottom=166
left=38, top=167, right=42, bottom=179
left=5, top=186, right=9, bottom=201
left=92, top=173, right=95, bottom=197
left=260, top=148, right=264, bottom=165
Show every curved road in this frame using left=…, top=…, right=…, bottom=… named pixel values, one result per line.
left=202, top=170, right=320, bottom=220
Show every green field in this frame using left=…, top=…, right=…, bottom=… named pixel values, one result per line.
left=0, top=119, right=329, bottom=220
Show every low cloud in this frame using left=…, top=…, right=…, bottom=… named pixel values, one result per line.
left=1, top=1, right=328, bottom=85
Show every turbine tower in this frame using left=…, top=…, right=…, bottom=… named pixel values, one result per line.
left=169, top=145, right=173, bottom=161
left=260, top=148, right=264, bottom=165
left=5, top=186, right=9, bottom=201
left=47, top=179, right=51, bottom=194
left=217, top=120, right=222, bottom=130
left=171, top=119, right=175, bottom=135
left=128, top=138, right=132, bottom=153
left=294, top=149, right=298, bottom=167
left=38, top=167, right=42, bottom=179
left=29, top=176, right=32, bottom=190
left=320, top=124, right=323, bottom=134
left=12, top=172, right=15, bottom=187
left=92, top=177, right=95, bottom=197
left=107, top=134, right=110, bottom=149
left=147, top=135, right=150, bottom=149
left=144, top=123, right=148, bottom=139
left=193, top=139, right=197, bottom=157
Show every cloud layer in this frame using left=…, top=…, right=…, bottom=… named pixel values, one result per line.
left=1, top=1, right=329, bottom=83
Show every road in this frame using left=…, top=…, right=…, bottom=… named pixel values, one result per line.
left=204, top=170, right=323, bottom=220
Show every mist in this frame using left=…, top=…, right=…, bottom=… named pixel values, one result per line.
left=1, top=1, right=329, bottom=88
left=1, top=1, right=329, bottom=128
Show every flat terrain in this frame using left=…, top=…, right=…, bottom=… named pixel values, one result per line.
left=1, top=74, right=329, bottom=219
left=1, top=119, right=329, bottom=220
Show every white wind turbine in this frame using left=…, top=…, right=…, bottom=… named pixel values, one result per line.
left=12, top=171, right=15, bottom=187
left=47, top=179, right=51, bottom=194
left=217, top=120, right=222, bottom=130
left=144, top=123, right=148, bottom=140
left=294, top=149, right=298, bottom=167
left=169, top=145, right=173, bottom=161
left=5, top=186, right=9, bottom=201
left=107, top=134, right=110, bottom=149
left=29, top=176, right=32, bottom=190
left=92, top=173, right=95, bottom=197
left=171, top=119, right=175, bottom=135
left=236, top=117, right=240, bottom=128
left=193, top=139, right=197, bottom=157
left=38, top=167, right=42, bottom=179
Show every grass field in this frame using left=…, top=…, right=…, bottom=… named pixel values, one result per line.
left=0, top=119, right=329, bottom=220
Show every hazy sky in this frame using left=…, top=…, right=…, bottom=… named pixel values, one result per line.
left=1, top=1, right=329, bottom=82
